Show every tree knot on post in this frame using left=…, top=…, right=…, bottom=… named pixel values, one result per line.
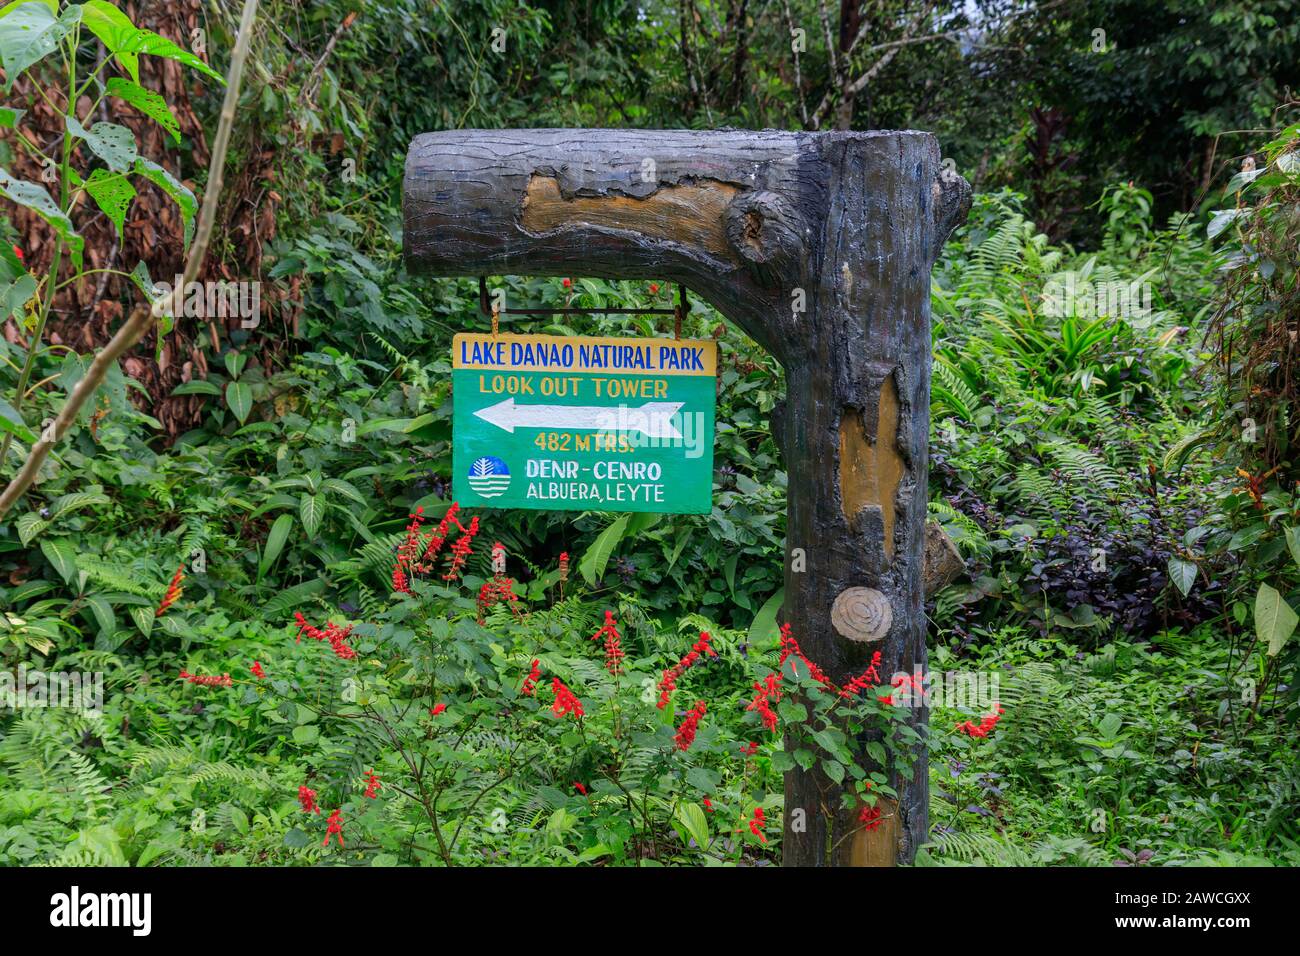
left=723, top=190, right=805, bottom=288
left=831, top=586, right=893, bottom=644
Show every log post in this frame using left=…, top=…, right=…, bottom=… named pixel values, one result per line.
left=403, top=129, right=970, bottom=865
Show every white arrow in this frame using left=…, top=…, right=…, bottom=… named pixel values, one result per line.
left=473, top=398, right=684, bottom=439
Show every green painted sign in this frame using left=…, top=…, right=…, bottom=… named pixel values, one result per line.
left=452, top=332, right=716, bottom=514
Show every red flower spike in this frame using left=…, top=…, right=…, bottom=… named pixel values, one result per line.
left=155, top=566, right=185, bottom=617
left=674, top=700, right=707, bottom=751
left=364, top=770, right=381, bottom=799
left=298, top=785, right=320, bottom=814
left=250, top=661, right=265, bottom=680
left=521, top=659, right=541, bottom=697
left=656, top=631, right=716, bottom=709
left=323, top=808, right=344, bottom=847
left=551, top=678, right=584, bottom=719
left=178, top=669, right=232, bottom=687
left=430, top=703, right=447, bottom=716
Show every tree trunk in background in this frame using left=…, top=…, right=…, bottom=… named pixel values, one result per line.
left=404, top=127, right=969, bottom=865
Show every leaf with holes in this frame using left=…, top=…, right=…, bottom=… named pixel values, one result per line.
left=134, top=157, right=194, bottom=247
left=225, top=380, right=252, bottom=424
left=118, top=27, right=224, bottom=83
left=82, top=168, right=136, bottom=239
left=0, top=168, right=82, bottom=267
left=66, top=117, right=138, bottom=173
left=0, top=2, right=69, bottom=90
left=81, top=0, right=140, bottom=81
left=105, top=77, right=179, bottom=143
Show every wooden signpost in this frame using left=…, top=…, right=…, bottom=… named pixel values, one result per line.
left=404, top=129, right=970, bottom=866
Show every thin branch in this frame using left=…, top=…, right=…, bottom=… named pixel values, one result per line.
left=0, top=0, right=261, bottom=520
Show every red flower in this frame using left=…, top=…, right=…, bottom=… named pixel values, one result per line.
left=430, top=703, right=447, bottom=716
left=592, top=610, right=624, bottom=675
left=443, top=517, right=479, bottom=581
left=859, top=803, right=884, bottom=831
left=551, top=678, right=584, bottom=719
left=521, top=659, right=541, bottom=697
left=562, top=277, right=572, bottom=289
left=298, top=785, right=320, bottom=814
left=323, top=808, right=344, bottom=847
left=392, top=507, right=425, bottom=594
left=739, top=741, right=759, bottom=757
left=778, top=623, right=835, bottom=690
left=649, top=282, right=660, bottom=294
left=956, top=702, right=1005, bottom=738
left=155, top=566, right=185, bottom=617
left=573, top=781, right=588, bottom=796
left=840, top=651, right=883, bottom=698
left=12, top=245, right=23, bottom=262
left=674, top=700, right=707, bottom=751
left=364, top=770, right=381, bottom=799
left=178, top=669, right=232, bottom=687
left=746, top=672, right=782, bottom=732
left=656, top=631, right=716, bottom=709
left=747, top=806, right=767, bottom=843
left=702, top=797, right=714, bottom=812
left=558, top=551, right=569, bottom=582
left=293, top=613, right=356, bottom=661
left=250, top=660, right=265, bottom=680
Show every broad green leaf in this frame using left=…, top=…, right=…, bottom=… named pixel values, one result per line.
left=0, top=168, right=83, bottom=267
left=224, top=350, right=247, bottom=379
left=747, top=586, right=784, bottom=649
left=225, top=380, right=252, bottom=423
left=39, top=537, right=76, bottom=583
left=84, top=594, right=116, bottom=638
left=1167, top=557, right=1196, bottom=598
left=321, top=477, right=367, bottom=506
left=0, top=1, right=59, bottom=18
left=299, top=493, right=324, bottom=539
left=674, top=802, right=709, bottom=849
left=134, top=157, right=194, bottom=247
left=15, top=510, right=46, bottom=545
left=129, top=604, right=154, bottom=637
left=1255, top=583, right=1298, bottom=657
left=82, top=168, right=136, bottom=238
left=0, top=105, right=24, bottom=126
left=579, top=513, right=628, bottom=586
left=1, top=272, right=36, bottom=320
left=170, top=379, right=221, bottom=397
left=0, top=2, right=67, bottom=89
left=258, top=513, right=293, bottom=580
left=1285, top=527, right=1300, bottom=570
left=105, top=77, right=179, bottom=142
left=66, top=116, right=138, bottom=173
left=118, top=27, right=224, bottom=83
left=81, top=0, right=139, bottom=81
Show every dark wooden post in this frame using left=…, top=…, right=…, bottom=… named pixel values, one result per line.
left=403, top=129, right=969, bottom=865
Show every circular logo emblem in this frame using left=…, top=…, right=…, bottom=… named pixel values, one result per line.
left=468, top=456, right=510, bottom=499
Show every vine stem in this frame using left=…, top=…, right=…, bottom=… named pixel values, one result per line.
left=0, top=0, right=261, bottom=520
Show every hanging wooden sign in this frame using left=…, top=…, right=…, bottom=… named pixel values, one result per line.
left=452, top=332, right=716, bottom=514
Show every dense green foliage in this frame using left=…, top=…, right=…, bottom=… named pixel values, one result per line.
left=0, top=1, right=1298, bottom=867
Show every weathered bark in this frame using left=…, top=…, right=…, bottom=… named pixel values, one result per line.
left=403, top=128, right=970, bottom=865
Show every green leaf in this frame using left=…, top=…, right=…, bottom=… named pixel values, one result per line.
left=66, top=117, right=138, bottom=173
left=170, top=379, right=221, bottom=397
left=39, top=537, right=76, bottom=583
left=258, top=513, right=293, bottom=580
left=579, top=514, right=628, bottom=586
left=299, top=493, right=324, bottom=539
left=1255, top=583, right=1298, bottom=657
left=292, top=724, right=319, bottom=745
left=1167, top=557, right=1196, bottom=598
left=81, top=0, right=140, bottom=82
left=225, top=380, right=252, bottom=423
left=321, top=477, right=367, bottom=507
left=129, top=605, right=154, bottom=637
left=822, top=759, right=845, bottom=785
left=118, top=27, right=224, bottom=83
left=105, top=76, right=179, bottom=143
left=0, top=168, right=83, bottom=267
left=1, top=273, right=37, bottom=321
left=82, top=168, right=136, bottom=238
left=15, top=511, right=46, bottom=545
left=0, top=395, right=36, bottom=443
left=0, top=2, right=68, bottom=89
left=133, top=157, right=195, bottom=247
left=1285, top=527, right=1300, bottom=570
left=674, top=802, right=710, bottom=849
left=747, top=586, right=784, bottom=649
left=0, top=105, right=24, bottom=127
